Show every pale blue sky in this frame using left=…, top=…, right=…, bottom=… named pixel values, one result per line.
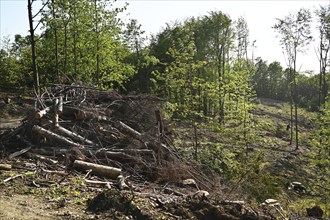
left=1, top=0, right=329, bottom=73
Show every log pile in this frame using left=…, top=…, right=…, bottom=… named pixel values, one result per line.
left=0, top=84, right=183, bottom=181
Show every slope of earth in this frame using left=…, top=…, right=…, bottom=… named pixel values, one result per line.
left=173, top=97, right=329, bottom=218
left=252, top=98, right=328, bottom=217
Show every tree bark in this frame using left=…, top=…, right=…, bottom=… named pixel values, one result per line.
left=28, top=0, right=40, bottom=95
left=73, top=160, right=121, bottom=179
left=51, top=0, right=59, bottom=82
left=55, top=125, right=95, bottom=145
left=293, top=53, right=299, bottom=150
left=32, top=125, right=83, bottom=148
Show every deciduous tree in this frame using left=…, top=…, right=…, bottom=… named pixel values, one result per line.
left=273, top=8, right=313, bottom=149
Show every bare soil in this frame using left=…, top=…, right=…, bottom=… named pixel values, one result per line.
left=0, top=193, right=89, bottom=220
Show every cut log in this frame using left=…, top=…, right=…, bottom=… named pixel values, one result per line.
left=73, top=160, right=121, bottom=179
left=115, top=121, right=145, bottom=142
left=35, top=106, right=52, bottom=119
left=32, top=125, right=83, bottom=148
left=0, top=164, right=12, bottom=170
left=55, top=126, right=94, bottom=145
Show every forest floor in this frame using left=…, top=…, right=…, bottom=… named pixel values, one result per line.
left=0, top=93, right=328, bottom=219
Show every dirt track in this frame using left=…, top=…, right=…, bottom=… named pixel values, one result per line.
left=0, top=194, right=55, bottom=220
left=0, top=192, right=93, bottom=220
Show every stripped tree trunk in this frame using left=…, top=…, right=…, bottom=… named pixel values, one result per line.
left=28, top=0, right=40, bottom=95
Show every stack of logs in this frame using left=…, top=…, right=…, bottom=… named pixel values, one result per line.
left=0, top=84, right=177, bottom=181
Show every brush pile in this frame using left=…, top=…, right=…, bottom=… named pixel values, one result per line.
left=0, top=84, right=186, bottom=181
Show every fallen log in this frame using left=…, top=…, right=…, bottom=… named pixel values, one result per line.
left=35, top=106, right=52, bottom=120
left=115, top=121, right=145, bottom=142
left=8, top=146, right=31, bottom=159
left=0, top=164, right=12, bottom=170
left=96, top=151, right=134, bottom=160
left=55, top=126, right=95, bottom=145
left=110, top=148, right=153, bottom=154
left=85, top=179, right=112, bottom=188
left=26, top=152, right=58, bottom=165
left=32, top=125, right=83, bottom=148
left=73, top=160, right=121, bottom=179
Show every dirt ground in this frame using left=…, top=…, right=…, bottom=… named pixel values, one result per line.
left=0, top=193, right=85, bottom=220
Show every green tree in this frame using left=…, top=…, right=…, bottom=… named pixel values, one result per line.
left=0, top=35, right=32, bottom=90
left=122, top=19, right=158, bottom=93
left=316, top=5, right=330, bottom=107
left=38, top=0, right=134, bottom=89
left=273, top=8, right=313, bottom=149
left=204, top=11, right=233, bottom=125
left=311, top=98, right=330, bottom=208
left=268, top=61, right=283, bottom=99
left=235, top=17, right=249, bottom=61
left=252, top=58, right=269, bottom=97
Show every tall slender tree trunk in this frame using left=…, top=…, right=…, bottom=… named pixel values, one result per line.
left=73, top=0, right=77, bottom=78
left=193, top=123, right=198, bottom=160
left=218, top=44, right=223, bottom=125
left=94, top=0, right=100, bottom=85
left=322, top=53, right=328, bottom=105
left=290, top=99, right=293, bottom=145
left=289, top=68, right=293, bottom=145
left=220, top=45, right=226, bottom=126
left=28, top=0, right=40, bottom=95
left=63, top=24, right=68, bottom=75
left=243, top=93, right=248, bottom=155
left=51, top=0, right=59, bottom=82
left=293, top=53, right=298, bottom=150
left=319, top=48, right=322, bottom=109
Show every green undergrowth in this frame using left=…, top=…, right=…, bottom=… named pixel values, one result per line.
left=0, top=170, right=93, bottom=206
left=173, top=98, right=329, bottom=217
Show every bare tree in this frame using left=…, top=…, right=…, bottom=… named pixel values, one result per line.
left=28, top=0, right=40, bottom=95
left=28, top=0, right=50, bottom=94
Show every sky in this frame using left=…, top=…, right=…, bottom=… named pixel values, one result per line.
left=1, top=0, right=329, bottom=73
